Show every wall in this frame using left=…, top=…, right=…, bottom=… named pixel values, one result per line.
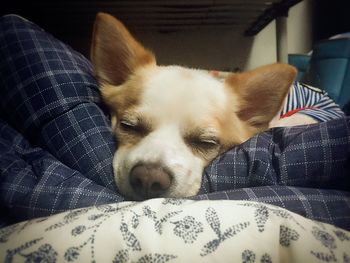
left=134, top=26, right=252, bottom=72
left=287, top=0, right=314, bottom=54
left=2, top=1, right=314, bottom=72
left=135, top=0, right=314, bottom=71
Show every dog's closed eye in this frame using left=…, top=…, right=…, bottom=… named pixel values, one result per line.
left=185, top=130, right=220, bottom=160
left=120, top=119, right=139, bottom=131
left=189, top=136, right=219, bottom=149
left=119, top=116, right=151, bottom=136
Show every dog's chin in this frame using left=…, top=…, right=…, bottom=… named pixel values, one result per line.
left=117, top=181, right=202, bottom=201
left=114, top=170, right=202, bottom=201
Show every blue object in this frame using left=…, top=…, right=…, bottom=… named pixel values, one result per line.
left=288, top=53, right=310, bottom=81
left=0, top=14, right=118, bottom=190
left=289, top=38, right=350, bottom=109
left=306, top=38, right=350, bottom=108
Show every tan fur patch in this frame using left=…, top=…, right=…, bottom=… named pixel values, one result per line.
left=100, top=70, right=154, bottom=145
left=91, top=12, right=155, bottom=85
left=100, top=73, right=144, bottom=114
left=215, top=93, right=259, bottom=154
left=182, top=118, right=221, bottom=163
left=225, top=63, right=297, bottom=129
left=115, top=125, right=145, bottom=149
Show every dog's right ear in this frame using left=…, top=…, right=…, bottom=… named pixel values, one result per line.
left=91, top=12, right=155, bottom=85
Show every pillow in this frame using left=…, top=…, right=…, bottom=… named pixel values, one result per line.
left=1, top=199, right=349, bottom=262
left=0, top=14, right=116, bottom=189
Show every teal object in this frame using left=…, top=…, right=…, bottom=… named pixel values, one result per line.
left=306, top=38, right=350, bottom=108
left=288, top=54, right=311, bottom=81
left=289, top=38, right=350, bottom=109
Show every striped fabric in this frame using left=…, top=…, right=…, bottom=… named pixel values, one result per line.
left=280, top=82, right=345, bottom=121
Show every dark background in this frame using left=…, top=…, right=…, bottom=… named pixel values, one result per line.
left=312, top=0, right=350, bottom=41
left=2, top=0, right=350, bottom=59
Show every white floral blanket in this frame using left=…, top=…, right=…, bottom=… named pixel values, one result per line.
left=1, top=199, right=350, bottom=262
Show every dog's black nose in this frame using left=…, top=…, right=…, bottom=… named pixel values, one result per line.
left=129, top=163, right=172, bottom=199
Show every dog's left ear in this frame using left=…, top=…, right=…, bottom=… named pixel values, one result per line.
left=226, top=63, right=297, bottom=128
left=90, top=12, right=155, bottom=85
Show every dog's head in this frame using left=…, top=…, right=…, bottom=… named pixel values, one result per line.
left=91, top=13, right=296, bottom=200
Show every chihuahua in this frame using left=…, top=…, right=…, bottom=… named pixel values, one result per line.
left=91, top=13, right=304, bottom=200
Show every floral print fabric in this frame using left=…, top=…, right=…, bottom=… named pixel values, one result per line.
left=1, top=199, right=349, bottom=262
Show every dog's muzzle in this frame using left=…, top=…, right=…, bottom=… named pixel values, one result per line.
left=129, top=163, right=173, bottom=199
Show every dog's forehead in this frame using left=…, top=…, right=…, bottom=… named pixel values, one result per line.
left=140, top=66, right=228, bottom=119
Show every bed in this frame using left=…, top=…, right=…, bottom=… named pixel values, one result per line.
left=0, top=14, right=349, bottom=262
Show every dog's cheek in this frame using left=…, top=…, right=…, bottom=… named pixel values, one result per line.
left=110, top=114, right=118, bottom=131
left=112, top=146, right=136, bottom=197
left=115, top=129, right=144, bottom=148
left=112, top=147, right=127, bottom=186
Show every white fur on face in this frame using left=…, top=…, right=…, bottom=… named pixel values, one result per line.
left=113, top=124, right=205, bottom=198
left=113, top=66, right=230, bottom=199
left=140, top=66, right=228, bottom=124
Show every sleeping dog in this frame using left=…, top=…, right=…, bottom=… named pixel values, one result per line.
left=90, top=13, right=344, bottom=200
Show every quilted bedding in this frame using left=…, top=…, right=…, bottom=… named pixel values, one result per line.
left=0, top=14, right=350, bottom=261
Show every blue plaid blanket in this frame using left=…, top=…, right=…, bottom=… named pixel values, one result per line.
left=1, top=15, right=350, bottom=230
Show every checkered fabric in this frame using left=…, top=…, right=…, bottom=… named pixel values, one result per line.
left=0, top=14, right=117, bottom=190
left=0, top=119, right=123, bottom=226
left=200, top=118, right=350, bottom=193
left=197, top=118, right=350, bottom=230
left=0, top=15, right=350, bottom=230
